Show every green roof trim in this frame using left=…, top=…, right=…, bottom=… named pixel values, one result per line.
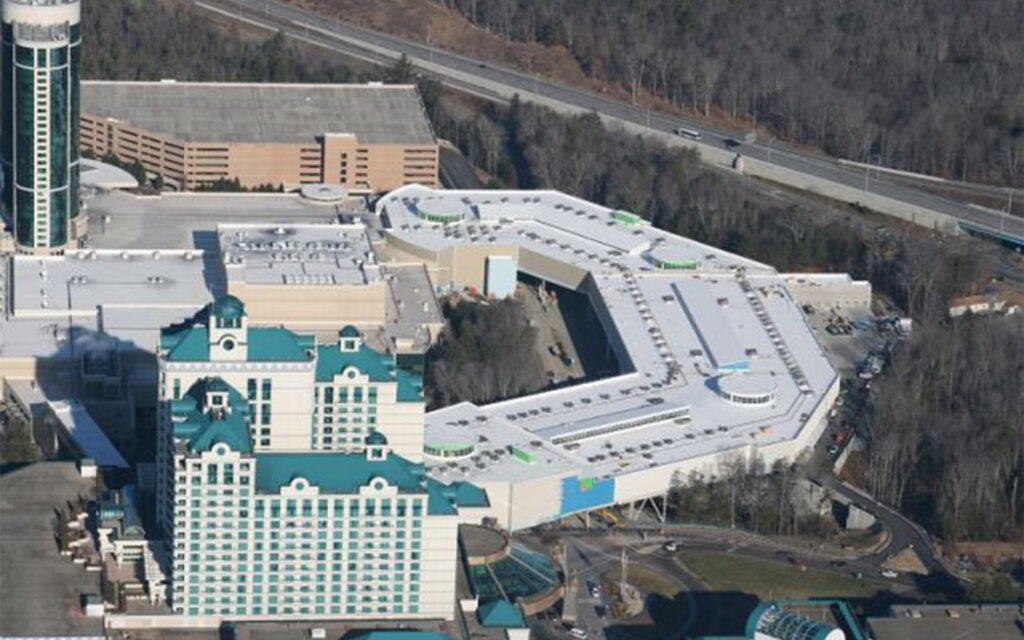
left=654, top=257, right=701, bottom=270
left=171, top=378, right=253, bottom=454
left=512, top=447, right=538, bottom=464
left=477, top=599, right=527, bottom=628
left=413, top=204, right=463, bottom=223
left=611, top=210, right=649, bottom=226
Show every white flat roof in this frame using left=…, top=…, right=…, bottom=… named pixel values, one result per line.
left=218, top=223, right=382, bottom=287
left=380, top=185, right=839, bottom=488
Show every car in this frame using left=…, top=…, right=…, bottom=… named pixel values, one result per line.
left=830, top=560, right=848, bottom=568
left=595, top=605, right=608, bottom=618
left=570, top=627, right=588, bottom=639
left=591, top=585, right=602, bottom=598
left=663, top=541, right=679, bottom=552
left=881, top=569, right=899, bottom=579
left=827, top=444, right=840, bottom=455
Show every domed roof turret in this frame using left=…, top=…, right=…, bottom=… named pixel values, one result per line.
left=340, top=325, right=360, bottom=338
left=365, top=431, right=388, bottom=446
left=212, top=295, right=246, bottom=320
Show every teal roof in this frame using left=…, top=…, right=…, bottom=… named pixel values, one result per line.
left=171, top=378, right=253, bottom=454
left=315, top=343, right=394, bottom=382
left=451, top=481, right=490, bottom=507
left=396, top=367, right=425, bottom=402
left=477, top=599, right=527, bottom=628
left=254, top=449, right=486, bottom=516
left=314, top=343, right=424, bottom=402
left=255, top=451, right=426, bottom=494
left=160, top=326, right=314, bottom=363
left=425, top=478, right=490, bottom=515
left=249, top=328, right=315, bottom=361
left=161, top=325, right=209, bottom=361
left=349, top=633, right=457, bottom=640
left=366, top=431, right=389, bottom=446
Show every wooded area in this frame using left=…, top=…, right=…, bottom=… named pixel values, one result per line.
left=864, top=316, right=1023, bottom=540
left=81, top=0, right=360, bottom=82
left=431, top=0, right=1023, bottom=184
left=426, top=297, right=546, bottom=408
left=81, top=0, right=1023, bottom=542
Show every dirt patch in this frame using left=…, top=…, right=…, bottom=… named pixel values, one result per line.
left=882, top=546, right=927, bottom=575
left=944, top=541, right=1024, bottom=571
left=289, top=0, right=597, bottom=86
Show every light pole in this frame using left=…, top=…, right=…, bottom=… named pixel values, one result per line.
left=427, top=25, right=434, bottom=65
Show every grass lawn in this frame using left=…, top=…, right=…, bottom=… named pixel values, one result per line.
left=601, top=564, right=689, bottom=640
left=677, top=550, right=891, bottom=600
left=601, top=564, right=682, bottom=598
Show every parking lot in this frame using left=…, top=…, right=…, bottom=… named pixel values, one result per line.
left=0, top=462, right=104, bottom=637
left=802, top=302, right=892, bottom=378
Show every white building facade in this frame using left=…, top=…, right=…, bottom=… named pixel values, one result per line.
left=156, top=296, right=427, bottom=534
left=166, top=378, right=485, bottom=620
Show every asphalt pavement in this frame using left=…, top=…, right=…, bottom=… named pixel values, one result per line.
left=187, top=0, right=1023, bottom=245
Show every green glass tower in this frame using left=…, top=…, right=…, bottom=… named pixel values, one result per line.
left=1, top=0, right=81, bottom=252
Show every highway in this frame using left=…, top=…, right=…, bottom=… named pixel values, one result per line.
left=187, top=0, right=1024, bottom=246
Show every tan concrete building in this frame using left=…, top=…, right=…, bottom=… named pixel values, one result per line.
left=79, top=81, right=438, bottom=192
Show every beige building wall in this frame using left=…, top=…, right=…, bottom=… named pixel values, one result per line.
left=441, top=244, right=520, bottom=292
left=518, top=247, right=590, bottom=289
left=228, top=281, right=388, bottom=329
left=80, top=115, right=439, bottom=192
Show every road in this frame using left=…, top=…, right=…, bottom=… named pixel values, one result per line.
left=439, top=144, right=483, bottom=190
left=186, top=0, right=1023, bottom=245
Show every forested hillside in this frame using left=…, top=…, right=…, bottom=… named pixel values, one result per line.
left=430, top=0, right=1023, bottom=185
left=81, top=0, right=359, bottom=82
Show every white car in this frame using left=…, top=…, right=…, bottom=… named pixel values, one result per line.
left=881, top=569, right=899, bottom=579
left=664, top=541, right=679, bottom=552
left=570, top=628, right=588, bottom=639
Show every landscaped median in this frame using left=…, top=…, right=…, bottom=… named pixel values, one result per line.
left=676, top=549, right=891, bottom=600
